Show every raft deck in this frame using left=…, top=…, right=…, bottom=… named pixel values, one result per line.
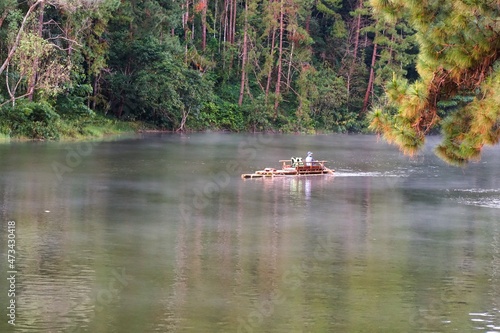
left=241, top=160, right=334, bottom=179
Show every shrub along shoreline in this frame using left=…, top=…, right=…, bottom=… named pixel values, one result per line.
left=0, top=99, right=369, bottom=143
left=0, top=100, right=147, bottom=142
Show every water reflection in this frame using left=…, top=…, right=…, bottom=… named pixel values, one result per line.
left=468, top=210, right=500, bottom=331
left=0, top=134, right=499, bottom=332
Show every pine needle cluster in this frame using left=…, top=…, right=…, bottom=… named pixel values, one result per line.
left=368, top=0, right=500, bottom=164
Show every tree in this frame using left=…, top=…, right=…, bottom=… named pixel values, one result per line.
left=368, top=0, right=500, bottom=165
left=104, top=2, right=213, bottom=130
left=1, top=0, right=432, bottom=136
left=1, top=0, right=76, bottom=105
left=362, top=34, right=377, bottom=113
left=274, top=0, right=285, bottom=111
left=0, top=0, right=44, bottom=78
left=0, top=0, right=117, bottom=107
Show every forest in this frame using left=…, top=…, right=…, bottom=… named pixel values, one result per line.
left=0, top=0, right=499, bottom=163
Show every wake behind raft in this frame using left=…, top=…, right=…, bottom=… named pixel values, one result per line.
left=241, top=157, right=335, bottom=179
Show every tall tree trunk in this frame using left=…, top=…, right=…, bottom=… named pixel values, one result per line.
left=274, top=0, right=284, bottom=112
left=5, top=64, right=16, bottom=103
left=27, top=0, right=45, bottom=101
left=239, top=0, right=249, bottom=106
left=214, top=0, right=218, bottom=39
left=223, top=0, right=229, bottom=43
left=353, top=1, right=362, bottom=59
left=348, top=0, right=362, bottom=96
left=388, top=34, right=394, bottom=65
left=362, top=42, right=377, bottom=113
left=231, top=0, right=237, bottom=44
left=184, top=0, right=190, bottom=60
left=265, top=27, right=276, bottom=102
left=202, top=0, right=207, bottom=50
left=92, top=73, right=100, bottom=111
left=227, top=0, right=233, bottom=43
left=183, top=0, right=189, bottom=33
left=286, top=38, right=294, bottom=91
left=191, top=10, right=195, bottom=40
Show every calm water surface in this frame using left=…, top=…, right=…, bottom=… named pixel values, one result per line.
left=1, top=133, right=500, bottom=332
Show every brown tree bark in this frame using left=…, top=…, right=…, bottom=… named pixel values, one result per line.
left=228, top=0, right=233, bottom=43
left=353, top=1, right=362, bottom=59
left=223, top=0, right=229, bottom=44
left=232, top=0, right=237, bottom=44
left=274, top=0, right=284, bottom=112
left=362, top=42, right=377, bottom=113
left=238, top=0, right=249, bottom=106
left=265, top=27, right=276, bottom=101
left=27, top=0, right=45, bottom=101
left=201, top=0, right=207, bottom=50
left=286, top=38, right=294, bottom=91
left=347, top=0, right=362, bottom=96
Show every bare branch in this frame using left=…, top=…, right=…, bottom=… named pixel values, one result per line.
left=0, top=0, right=44, bottom=77
left=0, top=92, right=32, bottom=108
left=47, top=36, right=83, bottom=48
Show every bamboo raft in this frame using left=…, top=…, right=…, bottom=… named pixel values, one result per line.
left=241, top=158, right=334, bottom=179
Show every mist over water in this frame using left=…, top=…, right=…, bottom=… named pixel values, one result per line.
left=1, top=133, right=499, bottom=332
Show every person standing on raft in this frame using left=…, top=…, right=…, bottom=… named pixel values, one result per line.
left=305, top=151, right=314, bottom=166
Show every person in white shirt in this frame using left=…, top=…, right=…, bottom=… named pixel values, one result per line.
left=305, top=151, right=314, bottom=166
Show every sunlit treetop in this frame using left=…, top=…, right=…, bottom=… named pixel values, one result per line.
left=368, top=0, right=500, bottom=165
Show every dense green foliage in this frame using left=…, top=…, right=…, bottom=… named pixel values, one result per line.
left=0, top=101, right=61, bottom=139
left=0, top=0, right=417, bottom=139
left=2, top=0, right=499, bottom=164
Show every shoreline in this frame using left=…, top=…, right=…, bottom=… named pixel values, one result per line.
left=0, top=126, right=378, bottom=144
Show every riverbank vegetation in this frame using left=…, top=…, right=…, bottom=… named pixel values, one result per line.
left=1, top=1, right=499, bottom=163
left=0, top=0, right=417, bottom=138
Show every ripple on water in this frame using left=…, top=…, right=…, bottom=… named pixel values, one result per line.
left=15, top=274, right=95, bottom=331
left=452, top=189, right=500, bottom=209
left=469, top=311, right=500, bottom=332
left=333, top=169, right=409, bottom=178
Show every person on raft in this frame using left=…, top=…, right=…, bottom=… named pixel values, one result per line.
left=305, top=151, right=314, bottom=166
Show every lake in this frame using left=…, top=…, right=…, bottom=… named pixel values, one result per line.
left=1, top=133, right=500, bottom=332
